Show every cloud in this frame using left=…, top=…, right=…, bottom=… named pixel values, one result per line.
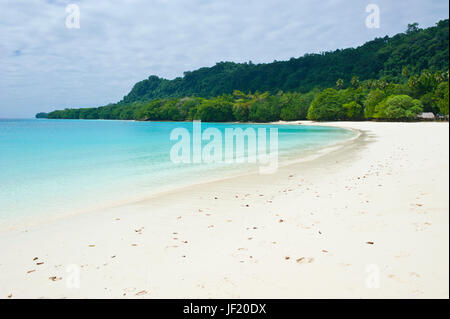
left=0, top=0, right=448, bottom=117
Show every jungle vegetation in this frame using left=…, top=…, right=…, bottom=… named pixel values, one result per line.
left=39, top=20, right=449, bottom=121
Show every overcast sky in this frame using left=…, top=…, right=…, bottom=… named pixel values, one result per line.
left=0, top=0, right=448, bottom=118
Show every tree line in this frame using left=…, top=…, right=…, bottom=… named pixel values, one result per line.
left=42, top=69, right=449, bottom=122
left=119, top=20, right=449, bottom=103
left=38, top=20, right=449, bottom=121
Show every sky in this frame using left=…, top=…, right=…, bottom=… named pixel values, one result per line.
left=0, top=0, right=448, bottom=118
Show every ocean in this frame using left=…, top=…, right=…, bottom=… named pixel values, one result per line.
left=0, top=119, right=355, bottom=225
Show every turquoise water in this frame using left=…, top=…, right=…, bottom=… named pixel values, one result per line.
left=0, top=119, right=355, bottom=224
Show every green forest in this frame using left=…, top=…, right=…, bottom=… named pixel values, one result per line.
left=39, top=20, right=449, bottom=122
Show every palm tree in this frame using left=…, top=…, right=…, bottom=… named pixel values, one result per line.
left=435, top=71, right=444, bottom=84
left=408, top=75, right=418, bottom=89
left=402, top=66, right=409, bottom=78
left=351, top=76, right=360, bottom=88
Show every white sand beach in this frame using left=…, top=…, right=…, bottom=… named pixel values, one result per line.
left=0, top=121, right=448, bottom=299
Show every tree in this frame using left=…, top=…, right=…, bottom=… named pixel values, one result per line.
left=336, top=78, right=344, bottom=90
left=232, top=91, right=252, bottom=121
left=342, top=101, right=364, bottom=120
left=307, top=89, right=346, bottom=121
left=196, top=99, right=234, bottom=122
left=406, top=23, right=420, bottom=34
left=178, top=97, right=203, bottom=120
left=278, top=92, right=310, bottom=121
left=435, top=71, right=444, bottom=84
left=402, top=66, right=409, bottom=78
left=351, top=76, right=360, bottom=88
left=420, top=92, right=439, bottom=113
left=248, top=95, right=280, bottom=122
left=434, top=81, right=449, bottom=114
left=374, top=95, right=423, bottom=119
left=364, top=89, right=386, bottom=118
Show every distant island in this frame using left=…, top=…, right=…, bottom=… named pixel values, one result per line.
left=38, top=20, right=449, bottom=122
left=35, top=112, right=48, bottom=119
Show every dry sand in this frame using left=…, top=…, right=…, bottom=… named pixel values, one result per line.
left=0, top=121, right=448, bottom=299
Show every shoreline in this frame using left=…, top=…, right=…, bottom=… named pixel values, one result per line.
left=0, top=122, right=358, bottom=233
left=0, top=121, right=448, bottom=298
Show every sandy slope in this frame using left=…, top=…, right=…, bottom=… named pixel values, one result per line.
left=0, top=121, right=448, bottom=299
